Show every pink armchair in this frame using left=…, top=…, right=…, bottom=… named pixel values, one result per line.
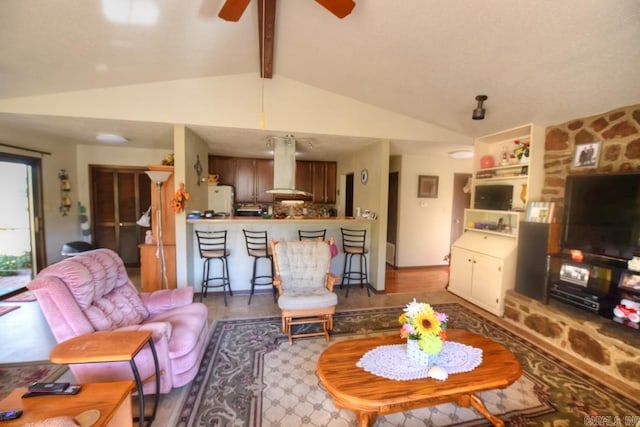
left=27, top=248, right=209, bottom=394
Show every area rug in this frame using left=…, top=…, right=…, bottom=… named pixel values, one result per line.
left=0, top=362, right=68, bottom=400
left=0, top=305, right=20, bottom=318
left=175, top=304, right=638, bottom=426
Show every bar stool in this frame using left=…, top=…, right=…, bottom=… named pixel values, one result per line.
left=243, top=229, right=275, bottom=305
left=195, top=230, right=232, bottom=305
left=340, top=227, right=371, bottom=297
left=298, top=229, right=327, bottom=241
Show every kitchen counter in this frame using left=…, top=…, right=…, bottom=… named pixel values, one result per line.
left=187, top=217, right=374, bottom=296
left=187, top=216, right=371, bottom=223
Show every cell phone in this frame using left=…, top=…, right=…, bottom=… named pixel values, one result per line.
left=0, top=410, right=23, bottom=421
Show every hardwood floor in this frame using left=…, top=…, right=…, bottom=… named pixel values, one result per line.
left=384, top=264, right=449, bottom=294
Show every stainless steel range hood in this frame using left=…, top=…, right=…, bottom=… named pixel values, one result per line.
left=266, top=136, right=311, bottom=196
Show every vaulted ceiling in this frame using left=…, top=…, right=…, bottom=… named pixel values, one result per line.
left=0, top=0, right=638, bottom=160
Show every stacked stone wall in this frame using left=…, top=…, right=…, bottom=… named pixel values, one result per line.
left=504, top=290, right=640, bottom=394
left=543, top=104, right=640, bottom=221
left=507, top=104, right=640, bottom=397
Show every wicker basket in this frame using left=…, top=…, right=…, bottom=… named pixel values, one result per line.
left=406, top=338, right=436, bottom=366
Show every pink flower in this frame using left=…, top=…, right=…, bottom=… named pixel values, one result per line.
left=401, top=323, right=415, bottom=336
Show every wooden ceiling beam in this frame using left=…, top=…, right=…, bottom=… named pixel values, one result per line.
left=258, top=0, right=276, bottom=78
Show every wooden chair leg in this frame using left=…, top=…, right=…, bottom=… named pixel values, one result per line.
left=323, top=316, right=330, bottom=343
left=287, top=317, right=293, bottom=345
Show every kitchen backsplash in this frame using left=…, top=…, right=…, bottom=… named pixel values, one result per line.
left=268, top=201, right=337, bottom=218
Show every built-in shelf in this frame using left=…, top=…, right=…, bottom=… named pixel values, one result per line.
left=475, top=164, right=529, bottom=181
left=463, top=208, right=524, bottom=239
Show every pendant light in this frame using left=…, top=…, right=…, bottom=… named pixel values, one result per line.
left=472, top=95, right=488, bottom=120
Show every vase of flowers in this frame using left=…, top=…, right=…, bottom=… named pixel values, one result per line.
left=399, top=299, right=447, bottom=365
left=513, top=140, right=530, bottom=164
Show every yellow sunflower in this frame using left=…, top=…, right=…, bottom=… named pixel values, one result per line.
left=413, top=310, right=441, bottom=337
left=398, top=313, right=406, bottom=325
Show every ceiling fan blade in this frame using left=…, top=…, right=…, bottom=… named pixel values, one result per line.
left=315, top=0, right=355, bottom=19
left=218, top=0, right=252, bottom=22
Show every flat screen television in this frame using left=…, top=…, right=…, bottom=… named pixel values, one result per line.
left=562, top=173, right=640, bottom=261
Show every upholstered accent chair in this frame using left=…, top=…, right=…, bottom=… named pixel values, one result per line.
left=270, top=238, right=339, bottom=345
left=27, top=248, right=209, bottom=394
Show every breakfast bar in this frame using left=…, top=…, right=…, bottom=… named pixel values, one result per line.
left=186, top=217, right=373, bottom=296
left=187, top=217, right=374, bottom=294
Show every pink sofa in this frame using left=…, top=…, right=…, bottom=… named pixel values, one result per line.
left=27, top=248, right=209, bottom=394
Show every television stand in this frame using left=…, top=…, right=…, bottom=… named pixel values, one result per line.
left=546, top=253, right=622, bottom=318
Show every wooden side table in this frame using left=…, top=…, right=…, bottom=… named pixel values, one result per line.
left=49, top=331, right=160, bottom=427
left=0, top=381, right=135, bottom=427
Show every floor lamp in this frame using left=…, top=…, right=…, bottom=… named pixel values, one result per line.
left=145, top=170, right=172, bottom=290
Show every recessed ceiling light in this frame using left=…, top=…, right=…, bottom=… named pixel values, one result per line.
left=96, top=133, right=128, bottom=144
left=448, top=149, right=474, bottom=159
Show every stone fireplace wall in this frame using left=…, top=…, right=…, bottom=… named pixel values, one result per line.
left=502, top=103, right=640, bottom=396
left=542, top=103, right=640, bottom=220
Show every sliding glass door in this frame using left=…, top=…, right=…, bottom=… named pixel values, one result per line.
left=0, top=153, right=44, bottom=297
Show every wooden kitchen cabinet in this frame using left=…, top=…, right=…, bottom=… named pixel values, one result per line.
left=295, top=161, right=314, bottom=195
left=208, top=156, right=235, bottom=186
left=234, top=158, right=255, bottom=202
left=210, top=156, right=259, bottom=203
left=209, top=156, right=335, bottom=204
left=234, top=158, right=274, bottom=204
left=311, top=161, right=337, bottom=203
left=324, top=162, right=337, bottom=203
left=255, top=159, right=274, bottom=203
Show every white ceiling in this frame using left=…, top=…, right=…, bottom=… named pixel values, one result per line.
left=0, top=0, right=639, bottom=160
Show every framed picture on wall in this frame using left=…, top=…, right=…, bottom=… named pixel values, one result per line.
left=418, top=175, right=438, bottom=198
left=525, top=201, right=556, bottom=223
left=571, top=141, right=601, bottom=169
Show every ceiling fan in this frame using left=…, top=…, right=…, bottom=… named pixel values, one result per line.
left=218, top=0, right=355, bottom=22
left=218, top=0, right=355, bottom=79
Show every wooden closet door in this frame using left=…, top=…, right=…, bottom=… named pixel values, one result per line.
left=90, top=166, right=151, bottom=266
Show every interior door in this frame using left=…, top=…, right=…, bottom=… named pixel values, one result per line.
left=450, top=173, right=472, bottom=246
left=90, top=166, right=150, bottom=266
left=345, top=173, right=354, bottom=217
left=386, top=171, right=399, bottom=266
left=0, top=153, right=44, bottom=297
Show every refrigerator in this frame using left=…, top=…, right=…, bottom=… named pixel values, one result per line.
left=208, top=185, right=234, bottom=215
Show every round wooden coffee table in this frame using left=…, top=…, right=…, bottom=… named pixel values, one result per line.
left=317, top=329, right=522, bottom=427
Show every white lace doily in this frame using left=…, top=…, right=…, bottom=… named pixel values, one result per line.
left=356, top=341, right=483, bottom=381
